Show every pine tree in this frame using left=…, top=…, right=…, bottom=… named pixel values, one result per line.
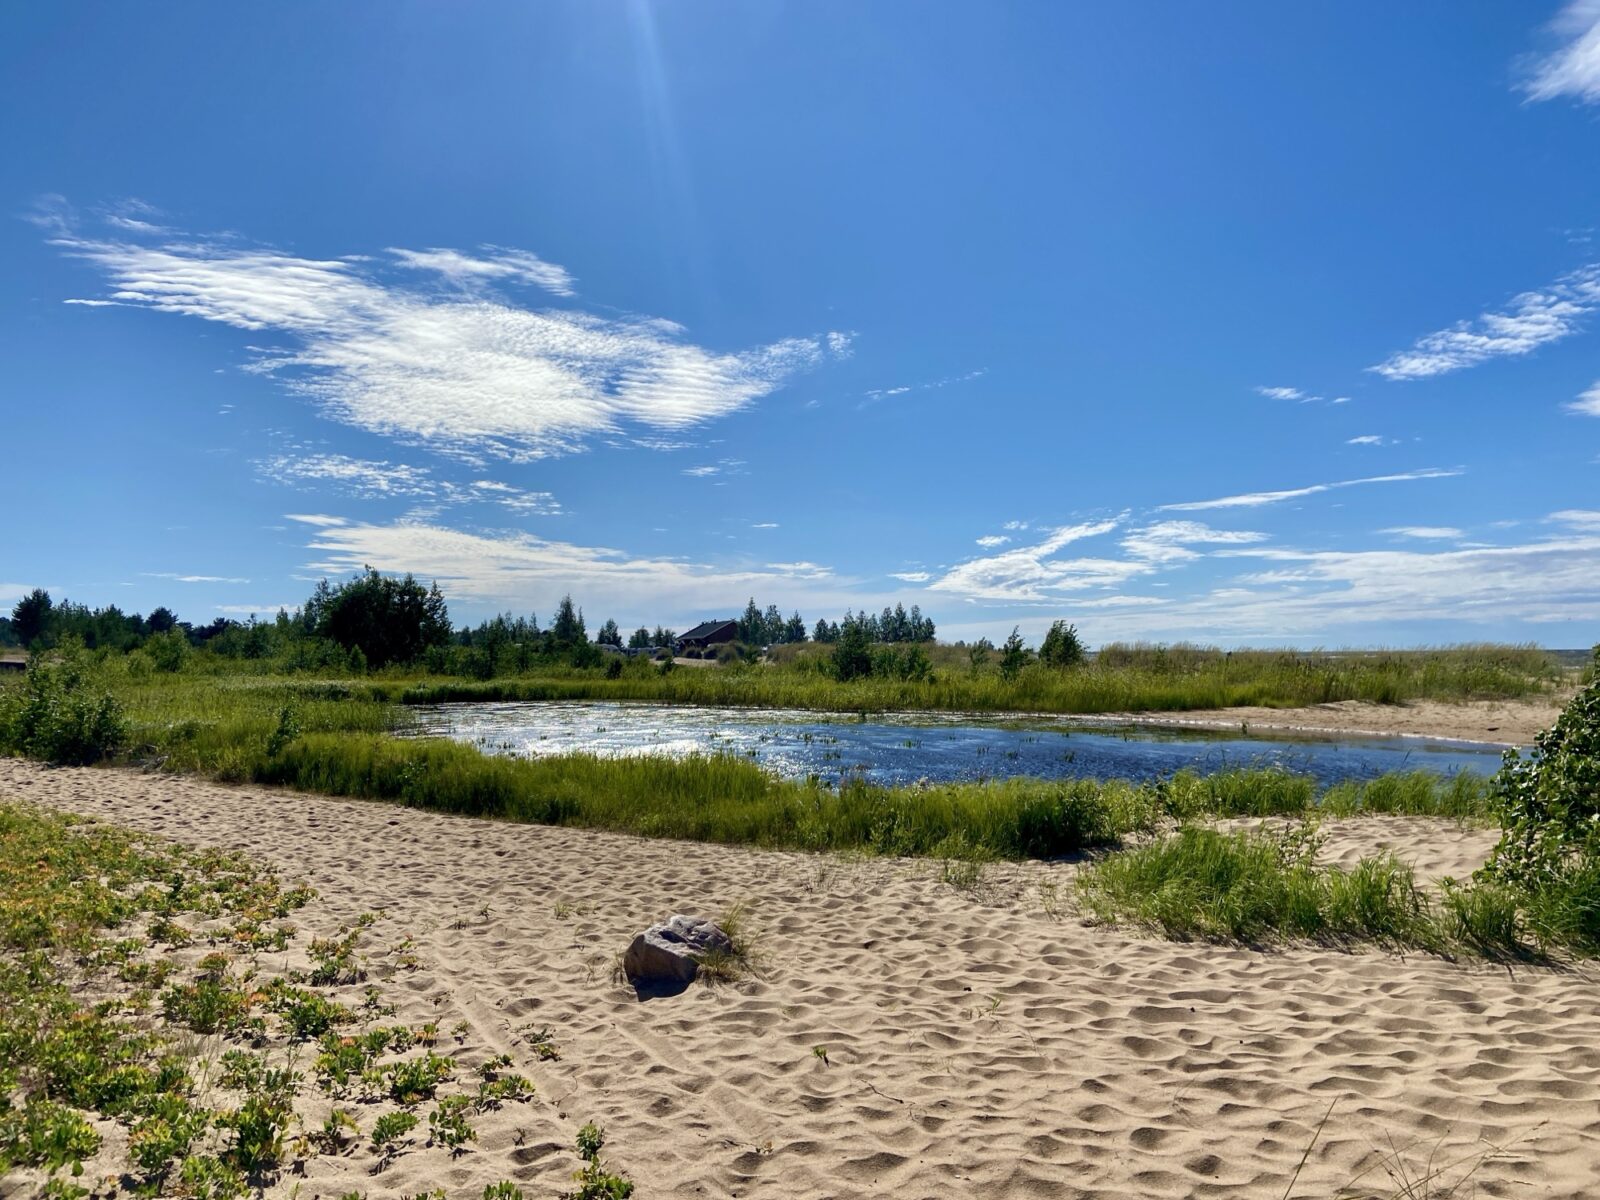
left=551, top=595, right=584, bottom=646
left=999, top=627, right=1028, bottom=681
left=1038, top=620, right=1086, bottom=668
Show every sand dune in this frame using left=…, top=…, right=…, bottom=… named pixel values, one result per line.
left=1113, top=696, right=1569, bottom=746
left=5, top=757, right=1599, bottom=1199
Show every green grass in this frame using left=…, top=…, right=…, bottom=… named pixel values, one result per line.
left=1075, top=824, right=1478, bottom=954
left=386, top=639, right=1562, bottom=715
left=1076, top=822, right=1549, bottom=959
left=96, top=639, right=1565, bottom=720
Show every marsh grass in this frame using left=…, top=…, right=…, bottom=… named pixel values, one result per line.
left=388, top=640, right=1560, bottom=716
left=1077, top=823, right=1538, bottom=958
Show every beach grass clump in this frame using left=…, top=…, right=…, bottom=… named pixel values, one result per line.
left=1076, top=824, right=1448, bottom=952
left=1158, top=767, right=1316, bottom=819
left=1321, top=770, right=1491, bottom=820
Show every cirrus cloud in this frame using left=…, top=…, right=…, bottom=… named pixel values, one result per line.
left=50, top=216, right=849, bottom=463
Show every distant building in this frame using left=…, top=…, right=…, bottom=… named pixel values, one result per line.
left=676, top=620, right=738, bottom=653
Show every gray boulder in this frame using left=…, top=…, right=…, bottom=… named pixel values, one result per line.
left=623, top=914, right=732, bottom=985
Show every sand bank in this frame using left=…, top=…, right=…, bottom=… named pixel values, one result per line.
left=1113, top=695, right=1570, bottom=747
left=4, top=758, right=1597, bottom=1199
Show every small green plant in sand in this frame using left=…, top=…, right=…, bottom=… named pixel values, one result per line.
left=517, top=1025, right=562, bottom=1061
left=386, top=1052, right=454, bottom=1104
left=426, top=1095, right=477, bottom=1155
left=694, top=901, right=761, bottom=983
left=563, top=1123, right=634, bottom=1200
left=369, top=1110, right=420, bottom=1162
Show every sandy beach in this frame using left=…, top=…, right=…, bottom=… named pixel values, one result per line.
left=6, top=756, right=1599, bottom=1199
left=1114, top=696, right=1572, bottom=747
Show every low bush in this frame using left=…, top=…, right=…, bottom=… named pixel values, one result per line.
left=1480, top=649, right=1600, bottom=953
left=0, top=642, right=127, bottom=765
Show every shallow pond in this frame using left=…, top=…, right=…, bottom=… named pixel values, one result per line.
left=404, top=701, right=1509, bottom=788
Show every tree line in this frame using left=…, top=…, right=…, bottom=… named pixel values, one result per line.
left=6, top=576, right=944, bottom=674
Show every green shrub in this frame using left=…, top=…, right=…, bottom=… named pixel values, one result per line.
left=218, top=1091, right=290, bottom=1175
left=1484, top=649, right=1600, bottom=889
left=1479, top=650, right=1600, bottom=953
left=0, top=642, right=127, bottom=764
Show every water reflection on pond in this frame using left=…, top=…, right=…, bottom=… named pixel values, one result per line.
left=404, top=701, right=1507, bottom=788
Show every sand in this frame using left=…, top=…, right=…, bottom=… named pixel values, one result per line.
left=1109, top=695, right=1571, bottom=747
left=6, top=758, right=1600, bottom=1199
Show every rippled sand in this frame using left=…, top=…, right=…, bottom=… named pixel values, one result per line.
left=5, top=758, right=1598, bottom=1199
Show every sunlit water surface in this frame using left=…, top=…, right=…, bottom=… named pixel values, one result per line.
left=404, top=701, right=1509, bottom=788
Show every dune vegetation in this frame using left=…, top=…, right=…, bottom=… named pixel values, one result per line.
left=0, top=644, right=1496, bottom=860
left=1078, top=653, right=1600, bottom=960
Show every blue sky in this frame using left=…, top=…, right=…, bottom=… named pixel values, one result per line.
left=4, top=2, right=1600, bottom=647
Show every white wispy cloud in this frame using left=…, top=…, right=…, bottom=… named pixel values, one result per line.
left=1346, top=435, right=1393, bottom=446
left=1256, top=385, right=1348, bottom=405
left=681, top=458, right=746, bottom=480
left=49, top=216, right=849, bottom=462
left=975, top=535, right=1010, bottom=548
left=863, top=368, right=985, bottom=403
left=750, top=522, right=779, bottom=529
left=890, top=571, right=931, bottom=583
left=1523, top=0, right=1600, bottom=103
left=1002, top=520, right=1030, bottom=531
left=1381, top=526, right=1464, bottom=540
left=258, top=453, right=560, bottom=516
left=284, top=514, right=872, bottom=620
left=1369, top=264, right=1600, bottom=380
left=928, top=519, right=1266, bottom=606
left=387, top=246, right=575, bottom=296
left=1159, top=468, right=1462, bottom=512
left=764, top=561, right=834, bottom=579
left=142, top=572, right=251, bottom=584
left=1568, top=381, right=1600, bottom=416
left=928, top=518, right=1132, bottom=602
left=1118, top=521, right=1268, bottom=564
left=939, top=518, right=1600, bottom=644
left=1551, top=508, right=1600, bottom=530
